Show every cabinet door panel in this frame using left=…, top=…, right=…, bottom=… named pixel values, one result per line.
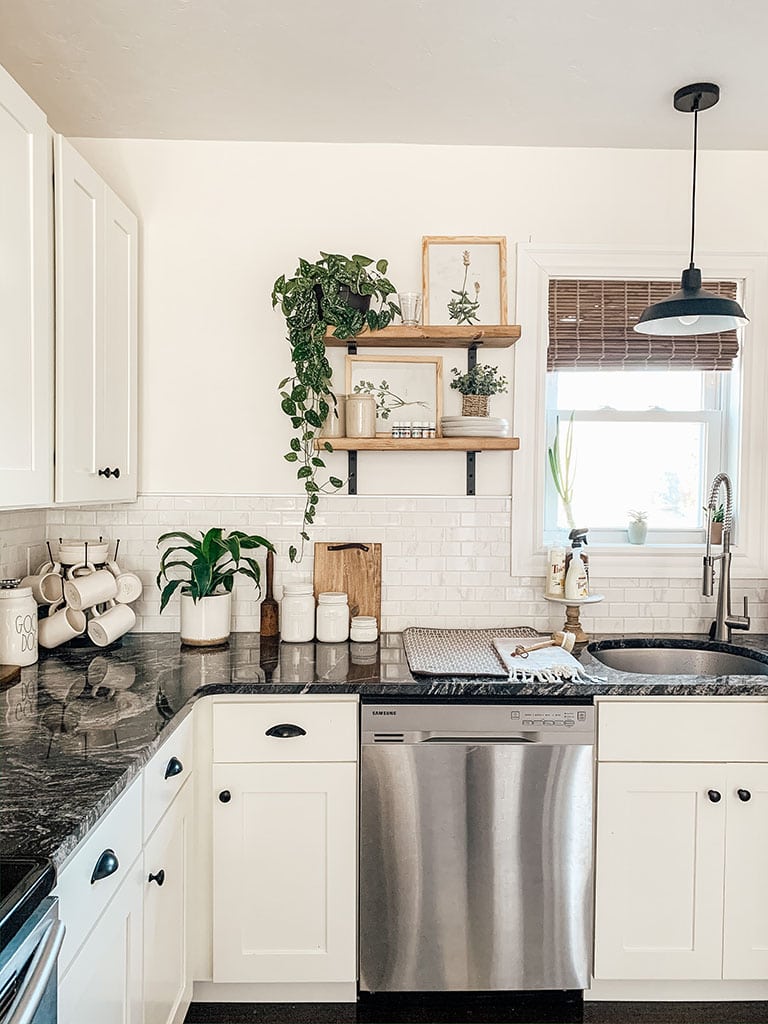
left=212, top=761, right=357, bottom=984
left=54, top=135, right=104, bottom=502
left=0, top=65, right=53, bottom=506
left=594, top=762, right=726, bottom=980
left=144, top=779, right=192, bottom=1024
left=723, top=763, right=768, bottom=979
left=58, top=854, right=143, bottom=1024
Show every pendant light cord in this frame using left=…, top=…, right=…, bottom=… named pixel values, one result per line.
left=689, top=97, right=700, bottom=269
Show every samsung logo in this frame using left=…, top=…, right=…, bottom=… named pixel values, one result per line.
left=372, top=710, right=397, bottom=716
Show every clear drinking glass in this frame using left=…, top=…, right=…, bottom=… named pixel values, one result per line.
left=398, top=292, right=423, bottom=326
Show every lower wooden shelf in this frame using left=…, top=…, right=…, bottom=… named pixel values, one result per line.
left=314, top=436, right=520, bottom=452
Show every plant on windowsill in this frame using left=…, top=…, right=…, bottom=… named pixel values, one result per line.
left=272, top=253, right=400, bottom=562
left=627, top=509, right=648, bottom=545
left=708, top=502, right=725, bottom=545
left=157, top=528, right=275, bottom=646
left=449, top=364, right=509, bottom=417
left=548, top=413, right=576, bottom=531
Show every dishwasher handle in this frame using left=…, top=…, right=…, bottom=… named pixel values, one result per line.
left=3, top=919, right=65, bottom=1024
left=419, top=732, right=536, bottom=744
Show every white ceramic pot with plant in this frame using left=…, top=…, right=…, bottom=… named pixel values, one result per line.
left=157, top=528, right=275, bottom=646
left=627, top=510, right=648, bottom=545
left=449, top=364, right=509, bottom=417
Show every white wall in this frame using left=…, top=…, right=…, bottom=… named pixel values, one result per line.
left=71, top=139, right=768, bottom=497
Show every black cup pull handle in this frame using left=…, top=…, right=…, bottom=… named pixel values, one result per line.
left=708, top=789, right=722, bottom=803
left=98, top=468, right=121, bottom=479
left=265, top=723, right=307, bottom=739
left=148, top=869, right=165, bottom=886
left=91, top=848, right=119, bottom=884
left=218, top=790, right=231, bottom=803
left=328, top=543, right=369, bottom=552
left=738, top=788, right=752, bottom=802
left=113, top=467, right=121, bottom=479
left=164, top=756, right=183, bottom=780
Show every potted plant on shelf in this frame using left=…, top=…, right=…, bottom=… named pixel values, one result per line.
left=548, top=413, right=576, bottom=530
left=157, top=528, right=275, bottom=646
left=627, top=509, right=649, bottom=545
left=449, top=364, right=508, bottom=417
left=272, top=253, right=400, bottom=562
left=709, top=503, right=725, bottom=544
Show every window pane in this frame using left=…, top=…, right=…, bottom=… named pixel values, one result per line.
left=554, top=370, right=705, bottom=411
left=554, top=421, right=705, bottom=530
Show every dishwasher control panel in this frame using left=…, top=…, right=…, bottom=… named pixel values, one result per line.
left=362, top=703, right=595, bottom=744
left=510, top=707, right=589, bottom=730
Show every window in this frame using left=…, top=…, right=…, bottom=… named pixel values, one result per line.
left=544, top=277, right=741, bottom=546
left=511, top=245, right=768, bottom=581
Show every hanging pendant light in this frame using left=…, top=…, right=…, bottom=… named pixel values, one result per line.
left=634, top=83, right=748, bottom=337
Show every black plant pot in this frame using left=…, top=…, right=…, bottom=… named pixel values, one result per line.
left=315, top=284, right=371, bottom=315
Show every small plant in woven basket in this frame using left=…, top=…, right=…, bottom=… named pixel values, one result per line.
left=450, top=364, right=508, bottom=417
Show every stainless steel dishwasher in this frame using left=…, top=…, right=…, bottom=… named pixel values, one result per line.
left=359, top=702, right=595, bottom=993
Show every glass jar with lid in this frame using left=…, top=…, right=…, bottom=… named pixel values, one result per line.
left=281, top=583, right=316, bottom=643
left=316, top=592, right=350, bottom=643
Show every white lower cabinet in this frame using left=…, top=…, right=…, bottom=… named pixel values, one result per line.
left=58, top=854, right=144, bottom=1024
left=143, top=778, right=193, bottom=1024
left=211, top=760, right=357, bottom=984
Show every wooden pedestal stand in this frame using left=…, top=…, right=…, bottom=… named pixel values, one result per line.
left=543, top=594, right=605, bottom=644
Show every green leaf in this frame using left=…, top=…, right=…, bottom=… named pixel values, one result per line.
left=157, top=530, right=199, bottom=549
left=304, top=409, right=322, bottom=428
left=290, top=437, right=301, bottom=451
left=323, top=441, right=333, bottom=452
left=289, top=545, right=298, bottom=562
left=301, top=531, right=310, bottom=542
left=159, top=578, right=186, bottom=614
left=311, top=457, right=325, bottom=468
left=329, top=476, right=343, bottom=488
left=297, top=466, right=312, bottom=479
left=192, top=560, right=213, bottom=599
left=278, top=376, right=291, bottom=389
left=284, top=452, right=299, bottom=462
left=376, top=258, right=388, bottom=274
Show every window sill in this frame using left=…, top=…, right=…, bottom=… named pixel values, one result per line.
left=519, top=542, right=764, bottom=581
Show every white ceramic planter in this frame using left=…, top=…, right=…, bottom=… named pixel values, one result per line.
left=627, top=521, right=648, bottom=545
left=180, top=592, right=232, bottom=646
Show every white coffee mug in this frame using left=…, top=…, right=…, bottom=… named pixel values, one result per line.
left=35, top=559, right=62, bottom=576
left=105, top=561, right=143, bottom=604
left=64, top=564, right=118, bottom=611
left=21, top=571, right=64, bottom=605
left=87, top=601, right=136, bottom=647
left=38, top=605, right=87, bottom=649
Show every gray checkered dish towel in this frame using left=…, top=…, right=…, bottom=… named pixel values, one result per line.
left=402, top=626, right=542, bottom=678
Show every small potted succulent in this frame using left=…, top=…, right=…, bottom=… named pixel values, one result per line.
left=627, top=510, right=648, bottom=545
left=449, top=364, right=509, bottom=417
left=157, top=528, right=275, bottom=646
left=709, top=503, right=725, bottom=545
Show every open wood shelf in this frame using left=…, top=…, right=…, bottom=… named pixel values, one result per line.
left=323, top=324, right=521, bottom=348
left=315, top=436, right=520, bottom=452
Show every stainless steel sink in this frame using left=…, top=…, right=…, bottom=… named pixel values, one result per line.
left=587, top=641, right=768, bottom=677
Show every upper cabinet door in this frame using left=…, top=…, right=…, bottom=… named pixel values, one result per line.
left=55, top=136, right=138, bottom=503
left=0, top=66, right=53, bottom=506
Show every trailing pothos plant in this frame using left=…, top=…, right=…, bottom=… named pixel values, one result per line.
left=272, top=252, right=400, bottom=562
left=156, top=528, right=275, bottom=613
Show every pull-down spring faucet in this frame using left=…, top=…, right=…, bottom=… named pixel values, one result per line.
left=702, top=472, right=750, bottom=642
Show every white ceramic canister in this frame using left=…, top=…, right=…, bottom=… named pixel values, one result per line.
left=0, top=587, right=38, bottom=666
left=350, top=615, right=378, bottom=642
left=316, top=592, right=350, bottom=643
left=281, top=584, right=316, bottom=643
left=345, top=395, right=377, bottom=438
left=319, top=394, right=347, bottom=439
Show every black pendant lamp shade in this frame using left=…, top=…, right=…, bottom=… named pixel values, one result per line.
left=634, top=83, right=748, bottom=337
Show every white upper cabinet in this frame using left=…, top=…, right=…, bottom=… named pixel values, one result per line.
left=0, top=65, right=53, bottom=506
left=55, top=135, right=138, bottom=503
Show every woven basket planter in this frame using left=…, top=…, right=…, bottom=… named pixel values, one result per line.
left=461, top=394, right=490, bottom=417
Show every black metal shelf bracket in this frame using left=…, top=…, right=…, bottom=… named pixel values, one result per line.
left=347, top=341, right=358, bottom=494
left=465, top=343, right=479, bottom=494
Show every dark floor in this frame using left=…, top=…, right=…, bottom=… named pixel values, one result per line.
left=184, top=994, right=768, bottom=1024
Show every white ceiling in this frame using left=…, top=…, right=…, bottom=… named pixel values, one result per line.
left=1, top=0, right=767, bottom=148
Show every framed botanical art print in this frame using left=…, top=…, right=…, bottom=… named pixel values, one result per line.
left=346, top=354, right=443, bottom=433
left=422, top=236, right=508, bottom=326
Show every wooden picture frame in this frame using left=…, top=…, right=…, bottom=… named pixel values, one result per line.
left=422, top=235, right=508, bottom=326
left=345, top=354, right=443, bottom=435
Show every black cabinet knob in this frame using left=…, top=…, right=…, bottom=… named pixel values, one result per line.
left=91, top=848, right=119, bottom=884
left=738, top=788, right=752, bottom=802
left=164, top=756, right=183, bottom=780
left=98, top=467, right=121, bottom=479
left=148, top=870, right=165, bottom=886
left=708, top=789, right=722, bottom=803
left=265, top=723, right=307, bottom=739
left=218, top=790, right=231, bottom=803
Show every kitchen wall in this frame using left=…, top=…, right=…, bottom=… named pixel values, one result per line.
left=6, top=139, right=768, bottom=632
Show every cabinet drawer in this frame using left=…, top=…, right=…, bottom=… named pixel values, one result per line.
left=143, top=712, right=194, bottom=841
left=212, top=701, right=358, bottom=763
left=55, top=778, right=142, bottom=974
left=598, top=699, right=768, bottom=763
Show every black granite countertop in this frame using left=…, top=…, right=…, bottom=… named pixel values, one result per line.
left=3, top=630, right=768, bottom=870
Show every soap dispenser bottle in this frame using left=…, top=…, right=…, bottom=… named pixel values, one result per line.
left=564, top=529, right=590, bottom=600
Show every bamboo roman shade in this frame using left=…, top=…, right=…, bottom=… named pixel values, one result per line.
left=548, top=279, right=741, bottom=371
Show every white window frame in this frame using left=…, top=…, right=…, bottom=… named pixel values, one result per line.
left=511, top=244, right=768, bottom=579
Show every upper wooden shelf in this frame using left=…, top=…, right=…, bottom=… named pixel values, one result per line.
left=315, top=436, right=520, bottom=452
left=323, top=324, right=521, bottom=349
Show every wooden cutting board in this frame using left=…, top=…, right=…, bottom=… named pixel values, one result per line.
left=313, top=542, right=382, bottom=628
left=0, top=664, right=21, bottom=688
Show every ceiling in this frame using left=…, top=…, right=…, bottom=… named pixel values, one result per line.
left=1, top=0, right=766, bottom=147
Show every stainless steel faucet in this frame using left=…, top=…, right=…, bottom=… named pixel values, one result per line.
left=702, top=472, right=750, bottom=642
